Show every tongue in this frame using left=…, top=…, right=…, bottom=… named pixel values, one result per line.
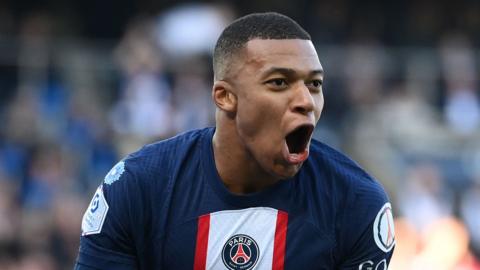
left=284, top=143, right=309, bottom=164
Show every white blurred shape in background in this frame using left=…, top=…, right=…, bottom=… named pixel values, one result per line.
left=155, top=4, right=231, bottom=57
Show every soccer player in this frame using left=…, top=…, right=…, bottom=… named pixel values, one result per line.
left=75, top=12, right=395, bottom=270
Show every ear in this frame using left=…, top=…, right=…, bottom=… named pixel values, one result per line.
left=212, top=80, right=237, bottom=114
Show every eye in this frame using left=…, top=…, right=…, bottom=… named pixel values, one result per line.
left=265, top=78, right=288, bottom=90
left=312, top=80, right=323, bottom=87
left=306, top=79, right=323, bottom=92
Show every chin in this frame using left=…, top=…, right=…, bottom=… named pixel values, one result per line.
left=272, top=163, right=303, bottom=180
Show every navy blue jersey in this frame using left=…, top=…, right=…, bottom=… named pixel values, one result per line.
left=75, top=128, right=395, bottom=270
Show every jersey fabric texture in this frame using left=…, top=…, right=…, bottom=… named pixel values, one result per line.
left=75, top=127, right=395, bottom=270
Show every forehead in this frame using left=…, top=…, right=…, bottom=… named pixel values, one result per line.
left=241, top=39, right=323, bottom=74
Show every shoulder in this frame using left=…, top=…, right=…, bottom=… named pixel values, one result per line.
left=81, top=128, right=212, bottom=236
left=100, top=127, right=212, bottom=210
left=307, top=139, right=389, bottom=204
left=118, top=127, right=211, bottom=183
left=307, top=140, right=395, bottom=262
left=126, top=128, right=210, bottom=170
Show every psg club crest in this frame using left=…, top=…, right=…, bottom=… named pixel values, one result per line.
left=222, top=234, right=259, bottom=270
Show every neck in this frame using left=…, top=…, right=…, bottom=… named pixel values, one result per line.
left=213, top=121, right=279, bottom=194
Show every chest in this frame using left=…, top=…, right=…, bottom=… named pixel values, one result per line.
left=157, top=207, right=335, bottom=270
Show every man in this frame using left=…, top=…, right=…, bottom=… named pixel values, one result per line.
left=75, top=12, right=395, bottom=269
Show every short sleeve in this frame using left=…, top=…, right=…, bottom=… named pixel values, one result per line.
left=75, top=160, right=145, bottom=269
left=335, top=178, right=395, bottom=269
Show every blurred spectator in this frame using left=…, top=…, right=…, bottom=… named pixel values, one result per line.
left=343, top=42, right=386, bottom=108
left=398, top=162, right=454, bottom=233
left=170, top=56, right=215, bottom=133
left=439, top=33, right=480, bottom=136
left=111, top=18, right=173, bottom=150
left=22, top=144, right=64, bottom=210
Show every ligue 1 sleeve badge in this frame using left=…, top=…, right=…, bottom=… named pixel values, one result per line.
left=222, top=234, right=259, bottom=270
left=81, top=185, right=109, bottom=236
left=373, top=202, right=395, bottom=252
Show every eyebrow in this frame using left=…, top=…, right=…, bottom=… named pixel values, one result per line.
left=261, top=67, right=324, bottom=78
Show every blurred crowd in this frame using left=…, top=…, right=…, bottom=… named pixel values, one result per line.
left=0, top=0, right=479, bottom=269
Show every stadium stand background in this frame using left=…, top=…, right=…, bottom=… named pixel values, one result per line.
left=0, top=0, right=480, bottom=269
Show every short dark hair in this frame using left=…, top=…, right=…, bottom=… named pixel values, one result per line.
left=213, top=12, right=311, bottom=80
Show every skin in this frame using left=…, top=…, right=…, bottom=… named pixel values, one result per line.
left=212, top=39, right=325, bottom=194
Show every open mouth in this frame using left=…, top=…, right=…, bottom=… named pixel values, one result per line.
left=285, top=124, right=314, bottom=154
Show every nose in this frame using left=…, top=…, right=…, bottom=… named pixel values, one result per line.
left=291, top=83, right=315, bottom=115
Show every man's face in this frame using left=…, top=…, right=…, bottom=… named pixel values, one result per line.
left=229, top=39, right=324, bottom=179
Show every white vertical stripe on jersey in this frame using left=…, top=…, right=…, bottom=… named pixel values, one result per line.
left=205, top=207, right=279, bottom=269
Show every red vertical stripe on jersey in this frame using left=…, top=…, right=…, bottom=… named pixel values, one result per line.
left=194, top=214, right=210, bottom=270
left=272, top=211, right=288, bottom=270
